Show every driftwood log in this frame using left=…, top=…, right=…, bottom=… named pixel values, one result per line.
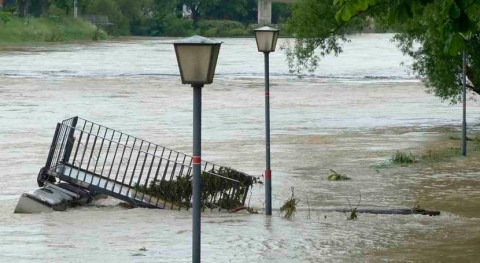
left=315, top=207, right=440, bottom=216
left=232, top=206, right=441, bottom=216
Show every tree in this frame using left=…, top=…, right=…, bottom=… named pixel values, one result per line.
left=17, top=0, right=51, bottom=17
left=84, top=0, right=130, bottom=35
left=287, top=0, right=480, bottom=103
left=179, top=0, right=218, bottom=26
left=203, top=0, right=249, bottom=21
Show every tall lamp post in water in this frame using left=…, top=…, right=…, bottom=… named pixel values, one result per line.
left=173, top=35, right=222, bottom=263
left=254, top=26, right=279, bottom=216
left=462, top=50, right=467, bottom=156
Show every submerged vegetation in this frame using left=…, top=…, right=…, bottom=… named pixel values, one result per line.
left=327, top=169, right=351, bottom=181
left=280, top=187, right=298, bottom=219
left=134, top=167, right=257, bottom=211
left=347, top=193, right=361, bottom=220
left=390, top=151, right=417, bottom=165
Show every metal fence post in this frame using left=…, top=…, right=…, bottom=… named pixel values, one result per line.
left=62, top=116, right=79, bottom=163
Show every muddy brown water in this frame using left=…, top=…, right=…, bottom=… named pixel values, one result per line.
left=1, top=35, right=479, bottom=262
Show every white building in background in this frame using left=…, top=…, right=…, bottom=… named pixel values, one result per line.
left=182, top=4, right=192, bottom=19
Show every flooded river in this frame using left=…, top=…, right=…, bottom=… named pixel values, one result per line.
left=1, top=34, right=479, bottom=262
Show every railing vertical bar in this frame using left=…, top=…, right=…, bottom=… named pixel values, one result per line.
left=126, top=140, right=144, bottom=195
left=141, top=145, right=158, bottom=201
left=104, top=133, right=122, bottom=189
left=168, top=152, right=180, bottom=181
left=160, top=160, right=171, bottom=208
left=159, top=150, right=173, bottom=208
left=62, top=116, right=78, bottom=164
left=148, top=147, right=165, bottom=206
left=219, top=179, right=229, bottom=211
left=118, top=138, right=137, bottom=194
left=168, top=152, right=180, bottom=209
left=78, top=123, right=94, bottom=182
left=54, top=124, right=70, bottom=168
left=242, top=185, right=250, bottom=205
left=93, top=127, right=108, bottom=175
left=177, top=155, right=188, bottom=180
left=70, top=120, right=87, bottom=179
left=229, top=184, right=238, bottom=211
left=111, top=136, right=130, bottom=192
left=45, top=123, right=61, bottom=170
left=86, top=124, right=101, bottom=185
left=130, top=142, right=150, bottom=199
left=101, top=130, right=117, bottom=182
left=68, top=129, right=85, bottom=180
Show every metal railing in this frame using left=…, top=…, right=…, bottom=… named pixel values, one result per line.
left=44, top=117, right=254, bottom=211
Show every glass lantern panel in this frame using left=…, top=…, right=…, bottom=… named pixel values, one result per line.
left=176, top=45, right=212, bottom=84
left=255, top=31, right=274, bottom=52
left=207, top=45, right=221, bottom=84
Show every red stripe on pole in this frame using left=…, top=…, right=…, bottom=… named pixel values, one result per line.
left=265, top=92, right=270, bottom=96
left=265, top=170, right=271, bottom=179
left=193, top=156, right=201, bottom=164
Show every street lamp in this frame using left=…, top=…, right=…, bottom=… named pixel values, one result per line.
left=173, top=35, right=222, bottom=263
left=254, top=26, right=279, bottom=216
left=462, top=50, right=467, bottom=156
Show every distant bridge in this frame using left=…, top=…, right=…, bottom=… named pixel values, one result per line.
left=258, top=0, right=294, bottom=24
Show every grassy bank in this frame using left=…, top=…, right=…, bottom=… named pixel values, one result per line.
left=0, top=16, right=107, bottom=45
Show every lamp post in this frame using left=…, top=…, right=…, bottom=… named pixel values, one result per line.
left=174, top=35, right=222, bottom=263
left=462, top=50, right=467, bottom=156
left=254, top=26, right=279, bottom=216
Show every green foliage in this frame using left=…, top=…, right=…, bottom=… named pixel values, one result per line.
left=16, top=0, right=51, bottom=17
left=197, top=20, right=248, bottom=37
left=287, top=0, right=480, bottom=103
left=0, top=17, right=106, bottom=44
left=285, top=0, right=368, bottom=75
left=134, top=167, right=257, bottom=210
left=180, top=0, right=219, bottom=26
left=158, top=14, right=194, bottom=37
left=390, top=151, right=417, bottom=164
left=327, top=169, right=351, bottom=181
left=347, top=192, right=361, bottom=220
left=392, top=2, right=480, bottom=103
left=0, top=11, right=12, bottom=24
left=421, top=147, right=461, bottom=162
left=280, top=187, right=298, bottom=219
left=84, top=0, right=130, bottom=35
left=203, top=0, right=251, bottom=21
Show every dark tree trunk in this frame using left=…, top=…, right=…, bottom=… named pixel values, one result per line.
left=16, top=0, right=50, bottom=17
left=17, top=0, right=28, bottom=17
left=190, top=5, right=200, bottom=27
left=31, top=0, right=50, bottom=17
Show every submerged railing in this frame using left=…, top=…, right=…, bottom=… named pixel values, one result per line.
left=42, top=117, right=255, bottom=211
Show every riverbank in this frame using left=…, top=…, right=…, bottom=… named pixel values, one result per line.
left=0, top=17, right=107, bottom=46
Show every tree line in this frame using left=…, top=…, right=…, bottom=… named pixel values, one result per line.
left=4, top=0, right=291, bottom=36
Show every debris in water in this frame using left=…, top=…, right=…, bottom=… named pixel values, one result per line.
left=328, top=169, right=351, bottom=181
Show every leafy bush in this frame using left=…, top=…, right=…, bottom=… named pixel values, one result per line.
left=390, top=151, right=417, bottom=164
left=197, top=20, right=248, bottom=37
left=161, top=14, right=194, bottom=37
left=134, top=167, right=257, bottom=210
left=0, top=11, right=12, bottom=24
left=0, top=17, right=106, bottom=44
left=224, top=28, right=248, bottom=37
left=84, top=0, right=129, bottom=35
